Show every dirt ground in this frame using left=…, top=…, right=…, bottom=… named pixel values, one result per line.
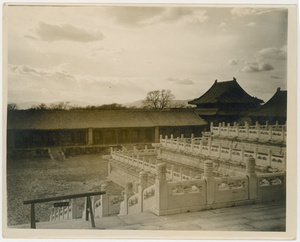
left=6, top=154, right=123, bottom=226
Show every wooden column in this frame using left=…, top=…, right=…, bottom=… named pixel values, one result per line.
left=88, top=128, right=93, bottom=145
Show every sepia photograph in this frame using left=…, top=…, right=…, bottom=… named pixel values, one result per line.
left=2, top=2, right=298, bottom=240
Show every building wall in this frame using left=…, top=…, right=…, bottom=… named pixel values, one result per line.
left=8, top=125, right=205, bottom=149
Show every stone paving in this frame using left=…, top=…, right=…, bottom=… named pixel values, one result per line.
left=12, top=200, right=285, bottom=231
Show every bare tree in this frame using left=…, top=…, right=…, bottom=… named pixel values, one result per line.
left=30, top=103, right=48, bottom=110
left=49, top=101, right=71, bottom=110
left=142, top=89, right=175, bottom=109
left=7, top=103, right=18, bottom=110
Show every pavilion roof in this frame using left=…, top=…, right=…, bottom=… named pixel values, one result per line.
left=188, top=78, right=263, bottom=105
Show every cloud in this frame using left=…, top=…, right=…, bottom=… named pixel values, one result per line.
left=245, top=22, right=256, bottom=27
left=8, top=64, right=75, bottom=79
left=110, top=7, right=207, bottom=27
left=231, top=8, right=282, bottom=18
left=24, top=34, right=38, bottom=40
left=167, top=77, right=195, bottom=85
left=34, top=22, right=104, bottom=42
left=227, top=58, right=240, bottom=65
left=270, top=75, right=282, bottom=79
left=256, top=46, right=287, bottom=60
left=241, top=62, right=274, bottom=72
left=219, top=22, right=226, bottom=27
left=231, top=8, right=259, bottom=17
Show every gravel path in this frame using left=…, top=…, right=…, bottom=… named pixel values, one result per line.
left=6, top=154, right=123, bottom=226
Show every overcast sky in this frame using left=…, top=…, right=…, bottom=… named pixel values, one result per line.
left=6, top=5, right=288, bottom=107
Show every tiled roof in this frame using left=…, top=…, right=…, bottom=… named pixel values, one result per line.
left=246, top=88, right=287, bottom=118
left=7, top=109, right=207, bottom=130
left=189, top=79, right=263, bottom=105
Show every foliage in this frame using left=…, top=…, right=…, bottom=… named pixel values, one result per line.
left=29, top=102, right=128, bottom=111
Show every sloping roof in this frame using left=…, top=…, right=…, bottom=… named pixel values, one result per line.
left=188, top=78, right=263, bottom=105
left=246, top=88, right=287, bottom=118
left=7, top=109, right=207, bottom=130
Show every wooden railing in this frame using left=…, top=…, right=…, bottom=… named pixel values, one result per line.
left=23, top=191, right=106, bottom=229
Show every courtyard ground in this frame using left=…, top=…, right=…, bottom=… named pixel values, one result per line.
left=6, top=153, right=123, bottom=226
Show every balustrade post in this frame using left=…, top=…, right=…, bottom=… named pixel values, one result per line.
left=180, top=134, right=184, bottom=141
left=138, top=171, right=148, bottom=212
left=275, top=121, right=279, bottom=128
left=254, top=147, right=258, bottom=162
left=229, top=141, right=233, bottom=160
left=218, top=143, right=222, bottom=158
left=246, top=157, right=258, bottom=199
left=176, top=137, right=180, bottom=149
left=171, top=165, right=175, bottom=180
left=218, top=123, right=222, bottom=135
left=160, top=134, right=163, bottom=144
left=241, top=145, right=245, bottom=162
left=165, top=135, right=168, bottom=145
left=180, top=167, right=183, bottom=181
left=154, top=163, right=168, bottom=215
left=265, top=120, right=269, bottom=129
left=256, top=122, right=261, bottom=139
left=99, top=184, right=109, bottom=218
left=204, top=160, right=215, bottom=204
left=142, top=157, right=145, bottom=171
left=183, top=138, right=187, bottom=150
left=269, top=126, right=273, bottom=140
left=200, top=139, right=203, bottom=154
left=267, top=149, right=272, bottom=166
left=189, top=170, right=193, bottom=180
left=210, top=122, right=214, bottom=133
left=236, top=123, right=240, bottom=137
left=208, top=140, right=212, bottom=155
left=170, top=134, right=174, bottom=148
left=227, top=123, right=230, bottom=136
left=191, top=137, right=194, bottom=152
left=120, top=182, right=133, bottom=215
left=245, top=122, right=249, bottom=139
left=282, top=126, right=285, bottom=141
left=222, top=122, right=225, bottom=127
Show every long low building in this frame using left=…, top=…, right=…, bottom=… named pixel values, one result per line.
left=7, top=109, right=207, bottom=149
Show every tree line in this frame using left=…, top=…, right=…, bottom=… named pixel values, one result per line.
left=8, top=89, right=191, bottom=111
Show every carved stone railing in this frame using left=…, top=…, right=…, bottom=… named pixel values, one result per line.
left=210, top=121, right=286, bottom=143
left=159, top=137, right=286, bottom=170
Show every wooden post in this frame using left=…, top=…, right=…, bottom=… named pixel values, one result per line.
left=85, top=197, right=89, bottom=221
left=30, top=203, right=36, bottom=229
left=87, top=196, right=95, bottom=228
